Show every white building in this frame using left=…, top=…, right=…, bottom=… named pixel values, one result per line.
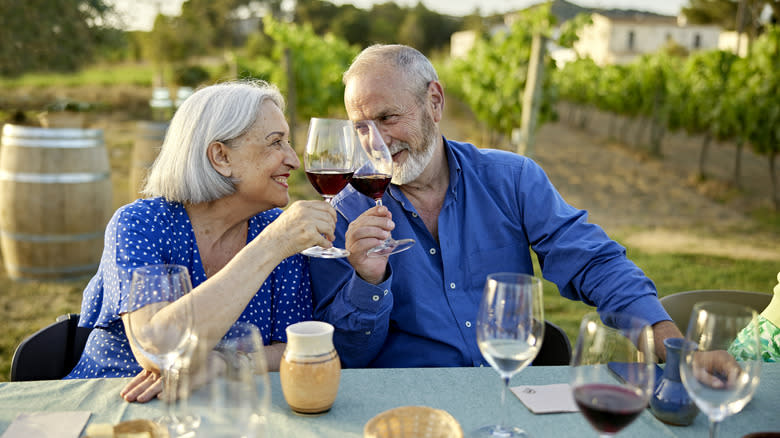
left=574, top=13, right=722, bottom=65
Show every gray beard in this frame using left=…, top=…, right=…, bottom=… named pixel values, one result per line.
left=390, top=111, right=438, bottom=185
left=391, top=138, right=436, bottom=185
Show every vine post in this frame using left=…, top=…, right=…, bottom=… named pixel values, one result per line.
left=284, top=47, right=297, bottom=146
left=514, top=33, right=547, bottom=158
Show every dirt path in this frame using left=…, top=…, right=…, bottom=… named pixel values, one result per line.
left=440, top=101, right=780, bottom=261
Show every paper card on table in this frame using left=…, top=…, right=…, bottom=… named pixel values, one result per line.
left=510, top=384, right=579, bottom=414
left=1, top=411, right=91, bottom=438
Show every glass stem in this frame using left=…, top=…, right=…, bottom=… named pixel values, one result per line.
left=161, top=364, right=179, bottom=421
left=709, top=419, right=719, bottom=438
left=500, top=375, right=511, bottom=431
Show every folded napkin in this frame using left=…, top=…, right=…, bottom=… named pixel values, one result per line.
left=1, top=411, right=91, bottom=438
left=511, top=384, right=579, bottom=414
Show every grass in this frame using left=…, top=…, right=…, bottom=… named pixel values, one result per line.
left=0, top=63, right=157, bottom=89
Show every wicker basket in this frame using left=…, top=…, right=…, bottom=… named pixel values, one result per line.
left=364, top=406, right=463, bottom=438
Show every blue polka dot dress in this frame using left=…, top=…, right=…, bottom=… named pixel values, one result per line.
left=64, top=197, right=312, bottom=379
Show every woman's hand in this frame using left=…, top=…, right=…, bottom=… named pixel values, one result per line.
left=120, top=350, right=229, bottom=403
left=120, top=369, right=162, bottom=403
left=345, top=205, right=393, bottom=285
left=260, top=200, right=337, bottom=258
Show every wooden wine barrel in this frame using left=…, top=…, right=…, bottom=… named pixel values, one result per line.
left=0, top=124, right=113, bottom=281
left=129, top=121, right=168, bottom=199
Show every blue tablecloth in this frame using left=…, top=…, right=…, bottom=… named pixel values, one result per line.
left=1, top=364, right=778, bottom=437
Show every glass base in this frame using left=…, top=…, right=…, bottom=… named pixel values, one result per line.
left=471, top=424, right=529, bottom=438
left=367, top=238, right=415, bottom=257
left=302, top=245, right=350, bottom=258
left=156, top=413, right=201, bottom=437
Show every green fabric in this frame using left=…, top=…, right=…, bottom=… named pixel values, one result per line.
left=729, top=315, right=780, bottom=362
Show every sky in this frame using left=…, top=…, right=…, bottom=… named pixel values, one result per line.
left=109, top=0, right=689, bottom=31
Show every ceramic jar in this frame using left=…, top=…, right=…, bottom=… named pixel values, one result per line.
left=279, top=321, right=341, bottom=415
left=650, top=337, right=699, bottom=426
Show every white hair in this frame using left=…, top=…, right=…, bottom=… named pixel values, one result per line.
left=343, top=44, right=438, bottom=103
left=142, top=80, right=285, bottom=203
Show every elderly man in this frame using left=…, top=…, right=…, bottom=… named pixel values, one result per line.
left=309, top=44, right=682, bottom=368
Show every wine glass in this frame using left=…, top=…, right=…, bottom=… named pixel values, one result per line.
left=474, top=272, right=544, bottom=438
left=302, top=117, right=355, bottom=258
left=125, top=264, right=195, bottom=433
left=200, top=322, right=270, bottom=438
left=679, top=301, right=761, bottom=438
left=570, top=312, right=656, bottom=437
left=351, top=119, right=415, bottom=256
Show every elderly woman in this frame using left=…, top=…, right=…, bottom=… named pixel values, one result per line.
left=64, top=80, right=336, bottom=401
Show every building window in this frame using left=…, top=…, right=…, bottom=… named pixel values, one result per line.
left=627, top=31, right=635, bottom=51
left=693, top=33, right=701, bottom=48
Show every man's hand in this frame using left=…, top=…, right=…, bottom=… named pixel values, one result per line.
left=651, top=320, right=684, bottom=362
left=345, top=205, right=394, bottom=284
left=691, top=350, right=744, bottom=389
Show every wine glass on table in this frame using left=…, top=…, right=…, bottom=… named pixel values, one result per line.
left=199, top=322, right=270, bottom=438
left=570, top=312, right=655, bottom=437
left=351, top=119, right=415, bottom=256
left=474, top=272, right=544, bottom=438
left=303, top=118, right=355, bottom=258
left=125, top=264, right=196, bottom=434
left=679, top=302, right=761, bottom=438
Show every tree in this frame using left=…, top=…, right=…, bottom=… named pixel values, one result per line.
left=0, top=0, right=115, bottom=76
left=682, top=0, right=779, bottom=42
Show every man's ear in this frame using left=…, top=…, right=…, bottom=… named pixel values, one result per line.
left=207, top=141, right=232, bottom=177
left=428, top=80, right=445, bottom=123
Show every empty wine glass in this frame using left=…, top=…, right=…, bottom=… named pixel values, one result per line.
left=125, top=264, right=195, bottom=433
left=679, top=302, right=761, bottom=438
left=474, top=273, right=544, bottom=438
left=570, top=312, right=656, bottom=437
left=351, top=119, right=415, bottom=256
left=302, top=117, right=355, bottom=258
left=200, top=322, right=270, bottom=438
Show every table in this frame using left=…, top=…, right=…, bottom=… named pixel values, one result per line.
left=1, top=364, right=778, bottom=437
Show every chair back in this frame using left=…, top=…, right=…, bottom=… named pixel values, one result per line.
left=660, top=290, right=771, bottom=333
left=532, top=320, right=572, bottom=366
left=11, top=313, right=93, bottom=381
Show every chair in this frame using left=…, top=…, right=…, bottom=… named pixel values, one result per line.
left=11, top=313, right=93, bottom=381
left=660, top=289, right=771, bottom=333
left=532, top=320, right=572, bottom=366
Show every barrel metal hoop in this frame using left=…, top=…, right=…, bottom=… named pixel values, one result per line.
left=1, top=138, right=104, bottom=148
left=2, top=124, right=103, bottom=139
left=0, top=230, right=104, bottom=242
left=0, top=170, right=110, bottom=183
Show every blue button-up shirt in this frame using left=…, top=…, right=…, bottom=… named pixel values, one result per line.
left=309, top=138, right=670, bottom=368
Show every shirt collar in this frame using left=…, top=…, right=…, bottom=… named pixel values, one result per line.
left=387, top=136, right=462, bottom=206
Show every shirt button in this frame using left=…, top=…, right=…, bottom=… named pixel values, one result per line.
left=383, top=289, right=389, bottom=295
left=429, top=248, right=436, bottom=255
left=365, top=331, right=372, bottom=335
left=450, top=282, right=456, bottom=289
left=372, top=295, right=380, bottom=302
left=465, top=321, right=472, bottom=327
left=412, top=212, right=418, bottom=217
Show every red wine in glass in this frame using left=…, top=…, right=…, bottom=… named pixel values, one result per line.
left=349, top=174, right=391, bottom=201
left=302, top=118, right=355, bottom=259
left=574, top=384, right=646, bottom=435
left=351, top=120, right=415, bottom=257
left=306, top=170, right=354, bottom=198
